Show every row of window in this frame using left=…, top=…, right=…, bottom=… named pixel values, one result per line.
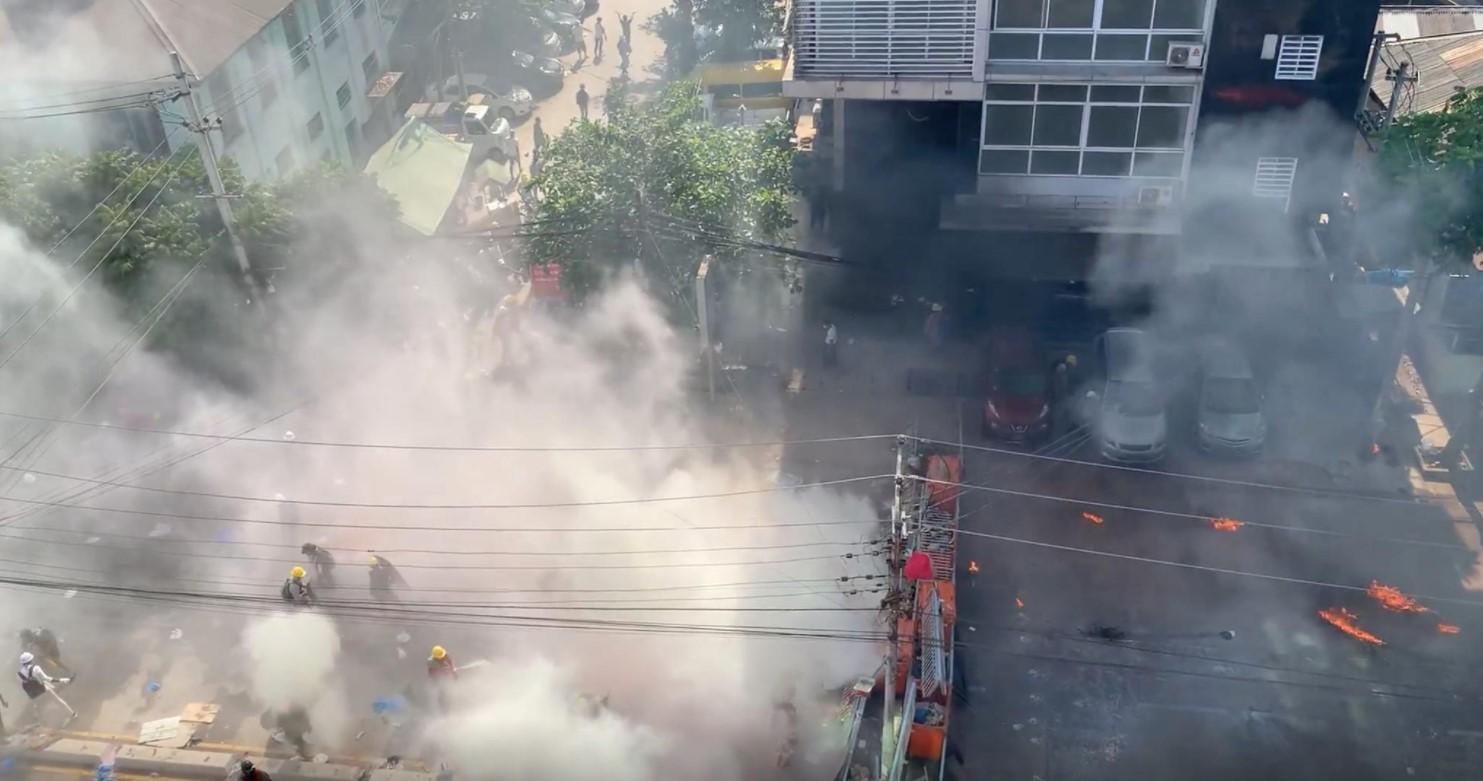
left=995, top=0, right=1208, bottom=32
left=980, top=81, right=1193, bottom=179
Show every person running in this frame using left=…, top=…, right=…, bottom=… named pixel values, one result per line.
left=575, top=84, right=590, bottom=121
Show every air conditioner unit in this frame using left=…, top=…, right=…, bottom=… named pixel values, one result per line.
left=1166, top=42, right=1205, bottom=69
left=1136, top=185, right=1175, bottom=207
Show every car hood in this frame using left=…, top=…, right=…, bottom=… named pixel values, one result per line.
left=987, top=393, right=1047, bottom=423
left=1101, top=411, right=1166, bottom=445
left=1200, top=411, right=1264, bottom=442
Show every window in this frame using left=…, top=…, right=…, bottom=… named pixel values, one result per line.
left=336, top=82, right=352, bottom=109
left=1275, top=35, right=1323, bottom=80
left=981, top=82, right=1194, bottom=178
left=276, top=145, right=296, bottom=175
left=362, top=52, right=380, bottom=83
left=307, top=112, right=324, bottom=140
left=1253, top=157, right=1299, bottom=211
left=352, top=0, right=367, bottom=18
left=318, top=0, right=340, bottom=46
left=206, top=69, right=243, bottom=144
left=989, top=0, right=1207, bottom=62
left=282, top=9, right=310, bottom=74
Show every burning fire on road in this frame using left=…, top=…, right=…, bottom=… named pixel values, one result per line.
left=1081, top=512, right=1105, bottom=526
left=1209, top=517, right=1244, bottom=532
left=1367, top=581, right=1430, bottom=614
left=1318, top=607, right=1385, bottom=646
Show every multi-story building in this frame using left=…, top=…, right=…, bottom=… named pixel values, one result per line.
left=0, top=0, right=429, bottom=181
left=785, top=0, right=1385, bottom=246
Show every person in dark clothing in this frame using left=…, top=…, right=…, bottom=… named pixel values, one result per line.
left=532, top=116, right=547, bottom=154
left=618, top=12, right=633, bottom=42
left=300, top=543, right=336, bottom=584
left=237, top=759, right=272, bottom=781
left=368, top=554, right=408, bottom=602
left=19, top=628, right=68, bottom=676
left=575, top=84, right=590, bottom=121
left=270, top=706, right=313, bottom=758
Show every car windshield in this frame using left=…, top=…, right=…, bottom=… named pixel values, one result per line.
left=993, top=370, right=1046, bottom=397
left=1107, top=380, right=1161, bottom=416
left=1203, top=377, right=1259, bottom=414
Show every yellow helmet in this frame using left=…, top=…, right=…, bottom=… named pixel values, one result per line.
left=369, top=556, right=381, bottom=567
left=290, top=566, right=306, bottom=579
left=431, top=645, right=447, bottom=660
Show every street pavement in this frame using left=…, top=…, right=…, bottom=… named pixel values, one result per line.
left=773, top=303, right=1483, bottom=780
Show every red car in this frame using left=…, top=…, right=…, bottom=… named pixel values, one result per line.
left=982, top=328, right=1052, bottom=442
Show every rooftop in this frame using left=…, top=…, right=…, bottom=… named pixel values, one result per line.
left=1370, top=29, right=1483, bottom=116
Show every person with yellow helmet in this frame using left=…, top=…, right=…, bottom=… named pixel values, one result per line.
left=427, top=644, right=457, bottom=713
left=280, top=566, right=314, bottom=605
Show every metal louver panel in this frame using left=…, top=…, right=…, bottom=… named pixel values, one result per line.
left=1274, top=35, right=1323, bottom=81
left=1252, top=156, right=1299, bottom=212
left=792, top=0, right=976, bottom=78
left=919, top=588, right=944, bottom=697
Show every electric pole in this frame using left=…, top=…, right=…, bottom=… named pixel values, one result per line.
left=882, top=436, right=906, bottom=775
left=169, top=51, right=261, bottom=302
left=1367, top=60, right=1422, bottom=449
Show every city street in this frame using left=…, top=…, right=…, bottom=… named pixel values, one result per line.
left=776, top=293, right=1483, bottom=780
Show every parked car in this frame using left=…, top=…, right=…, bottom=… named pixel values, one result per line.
left=507, top=15, right=564, bottom=56
left=1092, top=328, right=1167, bottom=463
left=509, top=49, right=565, bottom=93
left=534, top=8, right=582, bottom=42
left=982, top=328, right=1051, bottom=442
left=434, top=75, right=534, bottom=121
left=545, top=0, right=589, bottom=17
left=1196, top=340, right=1266, bottom=456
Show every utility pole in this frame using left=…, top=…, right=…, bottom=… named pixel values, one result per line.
left=1367, top=60, right=1422, bottom=448
left=169, top=51, right=260, bottom=302
left=1357, top=31, right=1400, bottom=130
left=881, top=436, right=906, bottom=777
left=695, top=256, right=715, bottom=401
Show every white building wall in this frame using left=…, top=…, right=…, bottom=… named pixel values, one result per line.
left=179, top=0, right=393, bottom=182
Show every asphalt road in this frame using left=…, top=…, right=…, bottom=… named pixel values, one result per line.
left=776, top=307, right=1483, bottom=781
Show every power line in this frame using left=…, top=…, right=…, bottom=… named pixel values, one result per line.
left=0, top=465, right=890, bottom=509
left=911, top=435, right=1429, bottom=507
left=0, top=143, right=195, bottom=376
left=0, top=411, right=895, bottom=453
left=919, top=473, right=1469, bottom=554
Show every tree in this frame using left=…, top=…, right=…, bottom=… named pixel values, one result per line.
left=1377, top=87, right=1483, bottom=267
left=652, top=0, right=781, bottom=76
left=527, top=80, right=796, bottom=311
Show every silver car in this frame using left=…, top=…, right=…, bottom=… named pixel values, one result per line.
left=1196, top=342, right=1265, bottom=456
left=1094, top=328, right=1167, bottom=463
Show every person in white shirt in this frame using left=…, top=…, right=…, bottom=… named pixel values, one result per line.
left=822, top=320, right=839, bottom=367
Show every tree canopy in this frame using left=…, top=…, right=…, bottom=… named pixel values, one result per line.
left=1378, top=87, right=1483, bottom=267
left=527, top=80, right=796, bottom=309
left=652, top=0, right=782, bottom=76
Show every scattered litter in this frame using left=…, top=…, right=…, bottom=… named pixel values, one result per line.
left=396, top=647, right=407, bottom=660
left=139, top=716, right=193, bottom=748
left=396, top=632, right=411, bottom=644
left=313, top=754, right=329, bottom=764
left=145, top=681, right=161, bottom=695
left=1012, top=723, right=1023, bottom=731
left=168, top=629, right=183, bottom=641
left=967, top=625, right=976, bottom=632
left=21, top=473, right=35, bottom=484
left=282, top=431, right=296, bottom=441
left=85, top=536, right=101, bottom=544
left=62, top=589, right=77, bottom=599
left=147, top=523, right=172, bottom=538
left=180, top=703, right=218, bottom=724
left=354, top=731, right=366, bottom=741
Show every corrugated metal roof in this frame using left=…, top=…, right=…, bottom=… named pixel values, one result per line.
left=1371, top=30, right=1483, bottom=115
left=363, top=118, right=473, bottom=236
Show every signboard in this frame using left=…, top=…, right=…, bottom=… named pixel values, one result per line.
left=530, top=263, right=564, bottom=299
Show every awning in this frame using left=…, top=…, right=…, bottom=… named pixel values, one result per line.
left=363, top=118, right=474, bottom=235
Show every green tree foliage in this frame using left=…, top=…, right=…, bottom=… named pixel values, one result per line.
left=1378, top=87, right=1483, bottom=265
left=528, top=80, right=796, bottom=309
left=652, top=0, right=781, bottom=76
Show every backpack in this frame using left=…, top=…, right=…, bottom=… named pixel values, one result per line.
left=19, top=665, right=46, bottom=699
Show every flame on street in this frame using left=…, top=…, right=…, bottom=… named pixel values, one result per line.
left=1210, top=517, right=1244, bottom=532
left=968, top=560, right=980, bottom=574
left=1318, top=607, right=1385, bottom=646
left=1081, top=512, right=1105, bottom=526
left=1438, top=623, right=1461, bottom=634
left=1015, top=597, right=1025, bottom=610
left=1367, top=581, right=1430, bottom=614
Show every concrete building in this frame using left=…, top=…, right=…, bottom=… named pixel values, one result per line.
left=785, top=0, right=1386, bottom=255
left=0, top=0, right=428, bottom=181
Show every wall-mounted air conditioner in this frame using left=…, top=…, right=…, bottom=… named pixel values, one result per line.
left=1166, top=42, right=1205, bottom=70
left=1136, top=185, right=1175, bottom=207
